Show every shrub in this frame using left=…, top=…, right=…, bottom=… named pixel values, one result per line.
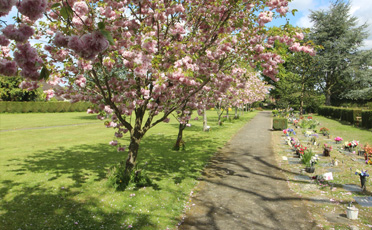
left=107, top=162, right=152, bottom=191
left=273, top=118, right=287, bottom=130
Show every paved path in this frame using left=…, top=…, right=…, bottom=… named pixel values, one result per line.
left=179, top=111, right=318, bottom=230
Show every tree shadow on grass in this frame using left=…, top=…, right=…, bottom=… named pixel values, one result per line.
left=7, top=144, right=122, bottom=188
left=1, top=131, right=223, bottom=229
left=6, top=131, right=221, bottom=188
left=73, top=114, right=99, bottom=120
left=0, top=183, right=169, bottom=230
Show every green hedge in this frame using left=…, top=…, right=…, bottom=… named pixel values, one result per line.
left=318, top=106, right=371, bottom=129
left=273, top=118, right=288, bottom=130
left=0, top=101, right=92, bottom=113
left=362, top=111, right=372, bottom=129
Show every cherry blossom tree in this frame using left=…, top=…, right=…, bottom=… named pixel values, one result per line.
left=0, top=0, right=314, bottom=188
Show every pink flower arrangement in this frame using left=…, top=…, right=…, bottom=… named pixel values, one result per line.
left=334, top=137, right=343, bottom=143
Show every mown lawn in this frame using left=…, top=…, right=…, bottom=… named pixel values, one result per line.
left=0, top=110, right=257, bottom=230
left=272, top=113, right=372, bottom=230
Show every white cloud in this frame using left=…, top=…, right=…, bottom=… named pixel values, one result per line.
left=297, top=15, right=314, bottom=28
left=361, top=39, right=372, bottom=50
left=289, top=0, right=372, bottom=49
left=350, top=0, right=372, bottom=49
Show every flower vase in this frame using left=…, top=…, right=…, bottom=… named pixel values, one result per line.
left=305, top=166, right=315, bottom=173
left=323, top=149, right=330, bottom=157
left=360, top=176, right=367, bottom=190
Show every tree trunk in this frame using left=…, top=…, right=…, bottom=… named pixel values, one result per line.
left=122, top=111, right=145, bottom=186
left=174, top=123, right=187, bottom=150
left=234, top=107, right=239, bottom=119
left=218, top=110, right=223, bottom=126
left=299, top=81, right=305, bottom=115
left=203, top=108, right=209, bottom=131
left=125, top=130, right=142, bottom=177
left=325, top=92, right=331, bottom=106
left=226, top=109, right=229, bottom=120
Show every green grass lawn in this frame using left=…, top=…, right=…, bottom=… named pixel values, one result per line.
left=312, top=114, right=372, bottom=145
left=0, top=110, right=257, bottom=229
left=0, top=112, right=100, bottom=130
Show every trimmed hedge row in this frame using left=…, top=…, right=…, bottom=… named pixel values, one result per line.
left=362, top=111, right=372, bottom=129
left=0, top=101, right=92, bottom=113
left=318, top=106, right=371, bottom=129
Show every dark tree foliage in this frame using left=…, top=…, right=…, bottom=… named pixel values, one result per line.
left=309, top=0, right=372, bottom=105
left=0, top=75, right=40, bottom=101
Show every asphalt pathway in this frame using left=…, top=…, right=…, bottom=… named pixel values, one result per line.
left=179, top=111, right=319, bottom=230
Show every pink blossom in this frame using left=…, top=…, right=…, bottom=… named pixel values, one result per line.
left=17, top=0, right=47, bottom=21
left=2, top=24, right=34, bottom=42
left=73, top=1, right=89, bottom=16
left=47, top=75, right=60, bottom=86
left=53, top=32, right=70, bottom=47
left=14, top=42, right=43, bottom=80
left=44, top=89, right=54, bottom=101
left=0, top=0, right=16, bottom=16
left=75, top=75, right=86, bottom=88
left=117, top=146, right=126, bottom=152
left=109, top=140, right=118, bottom=146
left=19, top=80, right=38, bottom=90
left=97, top=115, right=105, bottom=120
left=115, top=132, right=123, bottom=138
left=104, top=106, right=113, bottom=114
left=258, top=11, right=273, bottom=26
left=0, top=35, right=10, bottom=46
left=0, top=59, right=17, bottom=76
left=68, top=32, right=109, bottom=60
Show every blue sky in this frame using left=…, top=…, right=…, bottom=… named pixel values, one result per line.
left=272, top=0, right=372, bottom=50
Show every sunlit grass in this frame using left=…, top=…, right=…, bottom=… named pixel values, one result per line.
left=0, top=112, right=100, bottom=130
left=0, top=110, right=257, bottom=229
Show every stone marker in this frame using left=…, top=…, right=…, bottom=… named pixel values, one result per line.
left=288, top=158, right=301, bottom=165
left=353, top=196, right=372, bottom=207
left=294, top=175, right=311, bottom=181
left=327, top=168, right=342, bottom=173
left=343, top=184, right=362, bottom=192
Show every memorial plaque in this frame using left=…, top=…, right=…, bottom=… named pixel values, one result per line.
left=339, top=151, right=351, bottom=156
left=319, top=163, right=333, bottom=167
left=288, top=158, right=301, bottom=164
left=357, top=159, right=366, bottom=163
left=353, top=196, right=372, bottom=207
left=294, top=175, right=311, bottom=181
left=327, top=168, right=342, bottom=173
left=310, top=197, right=329, bottom=204
left=343, top=184, right=362, bottom=192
